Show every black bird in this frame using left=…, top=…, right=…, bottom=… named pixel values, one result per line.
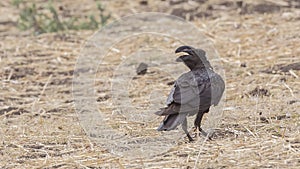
left=155, top=46, right=225, bottom=141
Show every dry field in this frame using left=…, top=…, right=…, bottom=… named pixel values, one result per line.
left=0, top=0, right=299, bottom=168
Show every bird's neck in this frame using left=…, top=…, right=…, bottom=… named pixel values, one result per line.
left=190, top=63, right=210, bottom=70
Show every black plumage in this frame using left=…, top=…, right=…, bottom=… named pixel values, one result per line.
left=155, top=46, right=225, bottom=141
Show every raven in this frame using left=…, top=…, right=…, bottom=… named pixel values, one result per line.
left=155, top=46, right=225, bottom=141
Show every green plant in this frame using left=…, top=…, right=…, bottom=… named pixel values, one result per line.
left=97, top=3, right=111, bottom=27
left=12, top=0, right=23, bottom=7
left=14, top=1, right=111, bottom=35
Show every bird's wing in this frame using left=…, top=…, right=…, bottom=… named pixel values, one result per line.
left=210, top=73, right=225, bottom=105
left=166, top=85, right=175, bottom=105
left=156, top=72, right=203, bottom=116
left=158, top=70, right=224, bottom=116
left=171, top=71, right=210, bottom=113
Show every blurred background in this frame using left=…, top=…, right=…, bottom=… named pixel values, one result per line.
left=0, top=0, right=299, bottom=168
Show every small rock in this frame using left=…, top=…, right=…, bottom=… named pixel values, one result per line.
left=248, top=86, right=270, bottom=97
left=240, top=63, right=247, bottom=67
left=167, top=80, right=175, bottom=86
left=136, top=62, right=148, bottom=75
left=140, top=0, right=148, bottom=5
left=288, top=100, right=298, bottom=104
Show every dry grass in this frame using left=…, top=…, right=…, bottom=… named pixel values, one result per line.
left=0, top=0, right=299, bottom=168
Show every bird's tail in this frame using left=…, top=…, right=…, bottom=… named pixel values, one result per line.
left=157, top=113, right=187, bottom=131
left=154, top=104, right=179, bottom=116
left=154, top=108, right=166, bottom=116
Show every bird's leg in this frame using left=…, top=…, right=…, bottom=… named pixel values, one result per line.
left=194, top=110, right=212, bottom=140
left=182, top=117, right=193, bottom=142
left=194, top=111, right=204, bottom=131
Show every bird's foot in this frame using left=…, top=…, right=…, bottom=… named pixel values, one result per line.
left=199, top=128, right=212, bottom=140
left=187, top=133, right=194, bottom=142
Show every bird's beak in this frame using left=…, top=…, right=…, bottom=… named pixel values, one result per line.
left=176, top=55, right=190, bottom=62
left=176, top=56, right=183, bottom=62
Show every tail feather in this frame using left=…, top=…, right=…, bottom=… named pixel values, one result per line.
left=154, top=104, right=179, bottom=116
left=157, top=113, right=187, bottom=131
left=154, top=108, right=166, bottom=116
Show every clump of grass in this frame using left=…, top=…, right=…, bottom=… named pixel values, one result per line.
left=12, top=0, right=23, bottom=8
left=13, top=1, right=111, bottom=35
left=97, top=3, right=111, bottom=27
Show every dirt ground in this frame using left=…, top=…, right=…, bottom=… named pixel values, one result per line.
left=0, top=0, right=299, bottom=168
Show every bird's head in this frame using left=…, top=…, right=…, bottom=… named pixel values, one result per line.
left=175, top=46, right=212, bottom=70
